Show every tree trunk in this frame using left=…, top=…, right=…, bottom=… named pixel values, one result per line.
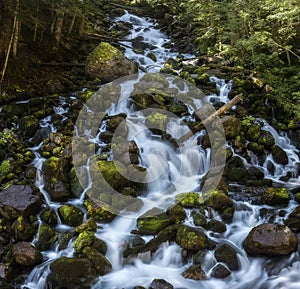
left=78, top=15, right=85, bottom=37
left=67, top=13, right=76, bottom=36
left=12, top=0, right=20, bottom=58
left=33, top=2, right=39, bottom=43
left=54, top=13, right=64, bottom=45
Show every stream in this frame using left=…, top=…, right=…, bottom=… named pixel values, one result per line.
left=22, top=11, right=300, bottom=289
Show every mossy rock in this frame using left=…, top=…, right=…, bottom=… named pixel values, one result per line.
left=262, top=187, right=290, bottom=205
left=85, top=42, right=138, bottom=83
left=207, top=219, right=226, bottom=233
left=176, top=225, right=209, bottom=251
left=175, top=192, right=204, bottom=208
left=204, top=190, right=233, bottom=212
left=271, top=145, right=288, bottom=165
left=50, top=257, right=97, bottom=289
left=182, top=264, right=207, bottom=280
left=244, top=124, right=261, bottom=142
left=137, top=207, right=171, bottom=235
left=145, top=113, right=168, bottom=133
left=84, top=199, right=117, bottom=222
left=166, top=204, right=186, bottom=223
left=73, top=231, right=95, bottom=254
left=214, top=244, right=240, bottom=271
left=221, top=116, right=241, bottom=140
left=19, top=115, right=39, bottom=137
left=58, top=205, right=83, bottom=227
left=247, top=142, right=265, bottom=153
left=257, top=130, right=275, bottom=147
left=68, top=167, right=84, bottom=197
left=36, top=224, right=58, bottom=250
left=75, top=218, right=97, bottom=234
left=40, top=208, right=58, bottom=225
left=12, top=216, right=36, bottom=241
left=82, top=246, right=112, bottom=275
left=284, top=206, right=300, bottom=232
left=59, top=233, right=73, bottom=250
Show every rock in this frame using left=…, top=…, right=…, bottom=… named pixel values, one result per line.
left=40, top=208, right=58, bottom=225
left=12, top=216, right=36, bottom=241
left=36, top=224, right=59, bottom=251
left=262, top=187, right=290, bottom=205
left=137, top=207, right=171, bottom=235
left=92, top=238, right=108, bottom=255
left=0, top=263, right=13, bottom=281
left=284, top=206, right=300, bottom=232
left=166, top=205, right=186, bottom=223
left=257, top=130, right=275, bottom=147
left=193, top=213, right=207, bottom=228
left=84, top=199, right=117, bottom=223
left=175, top=192, right=204, bottom=208
left=13, top=242, right=42, bottom=266
left=204, top=190, right=233, bottom=212
left=244, top=124, right=261, bottom=142
left=19, top=115, right=39, bottom=137
left=243, top=223, right=298, bottom=255
left=211, top=263, right=231, bottom=278
left=214, top=244, right=239, bottom=271
left=82, top=246, right=112, bottom=275
left=221, top=116, right=241, bottom=139
left=75, top=218, right=97, bottom=234
left=207, top=219, right=226, bottom=233
left=176, top=225, right=208, bottom=251
left=73, top=231, right=95, bottom=254
left=50, top=257, right=97, bottom=289
left=85, top=42, right=138, bottom=83
left=182, top=265, right=207, bottom=280
left=149, top=278, right=174, bottom=289
left=0, top=185, right=41, bottom=220
left=58, top=205, right=83, bottom=227
left=271, top=145, right=289, bottom=165
left=247, top=142, right=265, bottom=153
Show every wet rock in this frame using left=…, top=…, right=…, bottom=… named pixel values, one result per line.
left=40, top=208, right=58, bottom=226
left=58, top=205, right=83, bottom=227
left=243, top=223, right=298, bottom=255
left=175, top=192, right=204, bottom=208
left=0, top=263, right=13, bottom=281
left=92, top=238, right=108, bottom=255
left=13, top=242, right=42, bottom=266
left=271, top=145, right=289, bottom=165
left=211, top=263, right=231, bottom=278
left=284, top=206, right=300, bottom=232
left=204, top=190, right=233, bottom=212
left=84, top=198, right=117, bottom=222
left=12, top=216, right=36, bottom=241
left=59, top=233, right=73, bottom=250
left=36, top=223, right=59, bottom=251
left=244, top=124, right=261, bottom=142
left=247, top=141, right=265, bottom=153
left=149, top=278, right=174, bottom=289
left=75, top=218, right=97, bottom=234
left=221, top=116, right=241, bottom=139
left=82, top=246, right=112, bottom=275
left=193, top=213, right=207, bottom=228
left=166, top=204, right=186, bottom=223
left=207, top=219, right=226, bottom=233
left=85, top=42, right=138, bottom=83
left=0, top=185, right=41, bottom=220
left=262, top=187, right=290, bottom=205
left=137, top=207, right=171, bottom=235
left=50, top=256, right=97, bottom=289
left=214, top=244, right=239, bottom=271
left=182, top=264, right=207, bottom=280
left=176, top=225, right=208, bottom=251
left=257, top=130, right=275, bottom=147
left=68, top=167, right=84, bottom=197
left=19, top=115, right=39, bottom=137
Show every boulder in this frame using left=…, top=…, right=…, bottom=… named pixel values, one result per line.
left=73, top=231, right=95, bottom=254
left=182, top=265, right=206, bottom=280
left=0, top=185, right=41, bottom=220
left=257, top=130, right=275, bottom=147
left=243, top=223, right=298, bottom=255
left=176, top=225, right=209, bottom=251
left=166, top=205, right=186, bottom=223
left=211, top=263, right=231, bottom=278
left=221, top=116, right=241, bottom=139
left=149, top=279, right=174, bottom=289
left=137, top=207, right=171, bottom=235
left=85, top=42, right=138, bottom=83
left=58, top=205, right=83, bottom=227
left=175, top=192, right=204, bottom=208
left=13, top=242, right=42, bottom=266
left=36, top=223, right=58, bottom=251
left=50, top=257, right=97, bottom=289
left=204, top=190, right=233, bottom=212
left=214, top=244, right=239, bottom=271
left=12, top=216, right=36, bottom=241
left=262, top=187, right=290, bottom=205
left=19, top=115, right=39, bottom=137
left=284, top=206, right=300, bottom=232
left=271, top=145, right=289, bottom=165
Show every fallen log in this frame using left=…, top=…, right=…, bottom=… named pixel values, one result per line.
left=85, top=33, right=134, bottom=43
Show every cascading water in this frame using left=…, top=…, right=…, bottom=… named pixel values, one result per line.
left=22, top=10, right=300, bottom=289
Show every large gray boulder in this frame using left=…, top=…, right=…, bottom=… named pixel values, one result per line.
left=243, top=223, right=298, bottom=255
left=85, top=42, right=138, bottom=83
left=0, top=185, right=41, bottom=220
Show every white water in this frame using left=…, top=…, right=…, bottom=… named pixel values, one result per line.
left=23, top=11, right=300, bottom=289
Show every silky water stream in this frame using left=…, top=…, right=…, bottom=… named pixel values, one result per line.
left=22, top=11, right=300, bottom=289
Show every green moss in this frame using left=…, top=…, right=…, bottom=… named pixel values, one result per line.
left=204, top=190, right=233, bottom=212
left=37, top=224, right=58, bottom=250
left=176, top=225, right=208, bottom=250
left=75, top=218, right=97, bottom=234
left=0, top=160, right=11, bottom=174
left=58, top=205, right=83, bottom=227
left=262, top=187, right=290, bottom=205
left=84, top=199, right=116, bottom=222
left=146, top=113, right=168, bottom=131
left=73, top=231, right=95, bottom=254
left=175, top=192, right=204, bottom=208
left=87, top=42, right=122, bottom=64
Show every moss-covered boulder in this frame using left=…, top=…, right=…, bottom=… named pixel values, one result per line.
left=36, top=224, right=58, bottom=251
left=12, top=216, right=36, bottom=241
left=166, top=204, right=186, bottom=223
left=204, top=190, right=233, bottom=212
left=214, top=244, right=239, bottom=271
left=243, top=223, right=298, bottom=255
left=244, top=124, right=261, bottom=142
left=284, top=206, right=300, bottom=232
left=221, top=116, right=241, bottom=140
left=82, top=246, right=112, bottom=275
left=84, top=198, right=117, bottom=222
left=207, top=219, right=226, bottom=233
left=75, top=218, right=97, bottom=234
left=73, top=231, right=95, bottom=254
left=58, top=205, right=83, bottom=227
left=262, top=187, right=290, bottom=205
left=257, top=130, right=275, bottom=147
left=49, top=257, right=97, bottom=289
left=40, top=208, right=58, bottom=225
left=271, top=145, right=289, bottom=165
left=193, top=213, right=207, bottom=228
left=182, top=265, right=207, bottom=280
left=19, top=115, right=39, bottom=137
left=13, top=242, right=42, bottom=266
left=175, top=192, right=204, bottom=208
left=176, top=225, right=209, bottom=251
left=85, top=42, right=138, bottom=83
left=137, top=207, right=171, bottom=235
